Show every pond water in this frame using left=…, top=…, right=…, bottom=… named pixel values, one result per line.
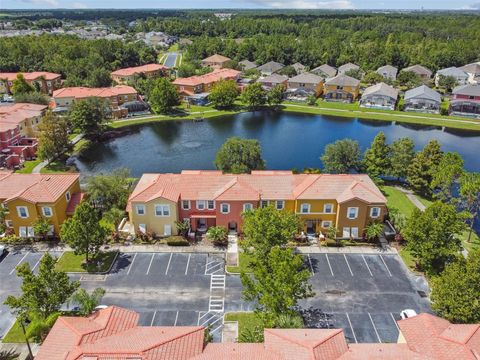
left=74, top=111, right=480, bottom=177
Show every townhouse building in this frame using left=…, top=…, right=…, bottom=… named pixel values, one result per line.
left=0, top=172, right=83, bottom=237
left=0, top=103, right=47, bottom=168
left=0, top=71, right=61, bottom=95
left=111, top=64, right=169, bottom=84
left=172, top=68, right=241, bottom=98
left=126, top=170, right=387, bottom=239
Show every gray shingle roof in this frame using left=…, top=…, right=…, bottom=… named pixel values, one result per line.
left=338, top=63, right=360, bottom=73
left=288, top=72, right=323, bottom=85
left=453, top=84, right=480, bottom=97
left=362, top=82, right=399, bottom=99
left=376, top=65, right=398, bottom=77
left=239, top=60, right=257, bottom=71
left=460, top=62, right=480, bottom=75
left=257, top=61, right=285, bottom=73
left=292, top=62, right=306, bottom=73
left=436, top=67, right=468, bottom=78
left=311, top=64, right=337, bottom=78
left=258, top=74, right=288, bottom=84
left=404, top=85, right=441, bottom=102
left=325, top=74, right=360, bottom=87
left=402, top=65, right=432, bottom=77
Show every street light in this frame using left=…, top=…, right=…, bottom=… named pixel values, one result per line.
left=19, top=316, right=33, bottom=360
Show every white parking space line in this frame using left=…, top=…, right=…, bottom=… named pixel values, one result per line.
left=368, top=313, right=382, bottom=343
left=150, top=311, right=157, bottom=326
left=32, top=256, right=42, bottom=271
left=362, top=255, right=373, bottom=276
left=185, top=254, right=191, bottom=275
left=126, top=253, right=137, bottom=275
left=146, top=254, right=155, bottom=275
left=208, top=296, right=224, bottom=312
left=210, top=323, right=223, bottom=335
left=344, top=254, right=353, bottom=276
left=174, top=311, right=179, bottom=326
left=165, top=253, right=173, bottom=275
left=9, top=251, right=29, bottom=275
left=346, top=313, right=358, bottom=344
left=325, top=254, right=334, bottom=276
left=380, top=255, right=393, bottom=277
left=390, top=313, right=400, bottom=331
left=307, top=254, right=315, bottom=275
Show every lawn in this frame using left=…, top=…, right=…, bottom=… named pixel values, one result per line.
left=2, top=320, right=28, bottom=343
left=415, top=195, right=433, bottom=208
left=224, top=312, right=263, bottom=342
left=399, top=247, right=417, bottom=272
left=381, top=186, right=416, bottom=217
left=460, top=230, right=480, bottom=252
left=55, top=251, right=117, bottom=273
left=226, top=252, right=252, bottom=273
left=15, top=159, right=41, bottom=174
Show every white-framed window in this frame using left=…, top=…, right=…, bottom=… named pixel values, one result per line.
left=261, top=200, right=269, bottom=208
left=27, top=227, right=34, bottom=237
left=17, top=206, right=29, bottom=219
left=155, top=204, right=170, bottom=217
left=65, top=191, right=71, bottom=202
left=6, top=220, right=13, bottom=228
left=207, top=200, right=215, bottom=210
left=276, top=200, right=285, bottom=210
left=324, top=203, right=333, bottom=213
left=300, top=203, right=310, bottom=214
left=138, top=224, right=146, bottom=234
left=19, top=226, right=27, bottom=237
left=370, top=207, right=381, bottom=218
left=351, top=227, right=359, bottom=238
left=243, top=203, right=253, bottom=212
left=164, top=224, right=172, bottom=236
left=347, top=207, right=358, bottom=219
left=135, top=204, right=146, bottom=215
left=182, top=200, right=190, bottom=210
left=342, top=227, right=350, bottom=238
left=221, top=203, right=230, bottom=214
left=42, top=206, right=53, bottom=217
left=196, top=200, right=206, bottom=210
left=322, top=221, right=332, bottom=228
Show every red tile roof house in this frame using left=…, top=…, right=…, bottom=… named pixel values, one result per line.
left=52, top=85, right=140, bottom=119
left=0, top=103, right=47, bottom=168
left=111, top=64, right=170, bottom=84
left=36, top=306, right=480, bottom=360
left=0, top=71, right=61, bottom=95
left=172, top=69, right=241, bottom=103
left=125, top=170, right=387, bottom=239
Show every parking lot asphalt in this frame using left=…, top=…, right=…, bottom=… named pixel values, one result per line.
left=0, top=250, right=430, bottom=345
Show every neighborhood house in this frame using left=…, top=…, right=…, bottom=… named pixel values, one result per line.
left=311, top=64, right=337, bottom=78
left=402, top=64, right=432, bottom=80
left=111, top=63, right=169, bottom=84
left=258, top=74, right=288, bottom=89
left=286, top=72, right=324, bottom=100
left=323, top=74, right=360, bottom=102
left=239, top=59, right=257, bottom=71
left=450, top=84, right=480, bottom=118
left=461, top=62, right=480, bottom=84
left=403, top=85, right=441, bottom=114
left=360, top=82, right=399, bottom=110
left=376, top=65, right=398, bottom=80
left=125, top=170, right=387, bottom=239
left=435, top=67, right=469, bottom=87
left=338, top=63, right=362, bottom=76
left=0, top=172, right=83, bottom=237
left=0, top=71, right=62, bottom=95
left=257, top=61, right=285, bottom=76
left=201, top=54, right=231, bottom=69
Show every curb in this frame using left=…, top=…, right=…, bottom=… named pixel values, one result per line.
left=61, top=251, right=119, bottom=275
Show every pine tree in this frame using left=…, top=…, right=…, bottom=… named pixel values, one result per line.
left=363, top=132, right=391, bottom=183
left=407, top=140, right=443, bottom=197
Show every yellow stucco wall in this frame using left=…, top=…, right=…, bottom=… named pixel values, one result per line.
left=324, top=84, right=360, bottom=100
left=129, top=198, right=179, bottom=236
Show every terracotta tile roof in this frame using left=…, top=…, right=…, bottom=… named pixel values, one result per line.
left=173, top=69, right=241, bottom=87
left=0, top=71, right=61, bottom=81
left=202, top=54, right=231, bottom=63
left=0, top=103, right=47, bottom=133
left=191, top=343, right=282, bottom=359
left=111, top=64, right=169, bottom=77
left=0, top=173, right=79, bottom=203
left=52, top=85, right=137, bottom=99
left=398, top=313, right=480, bottom=360
left=128, top=172, right=386, bottom=206
left=339, top=343, right=426, bottom=359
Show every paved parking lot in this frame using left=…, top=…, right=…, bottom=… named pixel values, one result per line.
left=298, top=253, right=431, bottom=343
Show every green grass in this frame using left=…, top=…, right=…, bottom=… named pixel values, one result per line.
left=381, top=186, right=416, bottom=217
left=168, top=43, right=179, bottom=52
left=460, top=230, right=480, bottom=252
left=224, top=312, right=263, bottom=341
left=40, top=161, right=75, bottom=174
left=226, top=252, right=253, bottom=273
left=2, top=320, right=29, bottom=343
left=55, top=251, right=117, bottom=273
left=15, top=159, right=41, bottom=174
left=399, top=247, right=417, bottom=272
left=416, top=195, right=433, bottom=208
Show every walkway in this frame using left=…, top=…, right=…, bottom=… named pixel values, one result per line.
left=31, top=133, right=84, bottom=174
left=394, top=186, right=426, bottom=211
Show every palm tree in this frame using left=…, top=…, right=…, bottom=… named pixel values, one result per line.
left=365, top=222, right=384, bottom=243
left=70, top=288, right=106, bottom=316
left=26, top=312, right=61, bottom=343
left=274, top=313, right=304, bottom=328
left=0, top=350, right=19, bottom=360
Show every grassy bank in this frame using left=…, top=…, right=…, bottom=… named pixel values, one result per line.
left=55, top=251, right=117, bottom=273
left=224, top=312, right=263, bottom=342
left=226, top=252, right=252, bottom=274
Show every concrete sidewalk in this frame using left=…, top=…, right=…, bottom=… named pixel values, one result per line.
left=295, top=246, right=397, bottom=254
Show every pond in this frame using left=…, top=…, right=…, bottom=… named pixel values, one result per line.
left=74, top=111, right=480, bottom=177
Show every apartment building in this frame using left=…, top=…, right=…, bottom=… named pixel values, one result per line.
left=0, top=172, right=82, bottom=237
left=111, top=63, right=169, bottom=84
left=0, top=71, right=61, bottom=95
left=126, top=170, right=387, bottom=239
left=172, top=68, right=241, bottom=97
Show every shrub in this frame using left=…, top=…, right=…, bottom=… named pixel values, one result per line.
left=166, top=236, right=190, bottom=246
left=207, top=226, right=228, bottom=247
left=135, top=230, right=156, bottom=243
left=325, top=239, right=343, bottom=247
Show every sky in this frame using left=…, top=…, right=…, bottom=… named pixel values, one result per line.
left=2, top=0, right=480, bottom=10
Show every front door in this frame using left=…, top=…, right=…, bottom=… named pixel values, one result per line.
left=228, top=221, right=237, bottom=232
left=164, top=224, right=172, bottom=236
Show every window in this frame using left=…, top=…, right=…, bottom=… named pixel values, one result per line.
left=207, top=200, right=215, bottom=210
left=322, top=221, right=332, bottom=228
left=243, top=203, right=253, bottom=212
left=261, top=200, right=269, bottom=208
left=347, top=207, right=358, bottom=219
left=6, top=220, right=13, bottom=228
left=164, top=224, right=172, bottom=236
left=155, top=204, right=170, bottom=217
left=42, top=207, right=53, bottom=217
left=48, top=225, right=54, bottom=236
left=17, top=206, right=29, bottom=218
left=342, top=227, right=350, bottom=238
left=351, top=227, right=359, bottom=238
left=135, top=204, right=145, bottom=215
left=196, top=200, right=206, bottom=210
left=65, top=191, right=71, bottom=202
left=221, top=203, right=230, bottom=214
left=138, top=224, right=146, bottom=234
left=19, top=226, right=27, bottom=237
left=370, top=207, right=380, bottom=218
left=324, top=203, right=333, bottom=213
left=182, top=200, right=190, bottom=210
left=300, top=203, right=310, bottom=214
left=276, top=201, right=285, bottom=210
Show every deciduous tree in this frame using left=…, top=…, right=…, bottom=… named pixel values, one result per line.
left=388, top=138, right=415, bottom=180
left=241, top=82, right=267, bottom=109
left=69, top=97, right=108, bottom=136
left=320, top=138, right=361, bottom=174
left=37, top=111, right=70, bottom=161
left=208, top=79, right=239, bottom=109
left=267, top=84, right=285, bottom=106
left=459, top=172, right=480, bottom=243
left=431, top=152, right=464, bottom=202
left=214, top=137, right=265, bottom=174
left=11, top=73, right=34, bottom=95
left=407, top=140, right=443, bottom=197
left=149, top=77, right=179, bottom=114
left=86, top=168, right=133, bottom=211
left=363, top=132, right=390, bottom=183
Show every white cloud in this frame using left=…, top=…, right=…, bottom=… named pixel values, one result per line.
left=19, top=0, right=59, bottom=6
left=72, top=1, right=88, bottom=8
left=248, top=0, right=355, bottom=9
left=462, top=2, right=480, bottom=9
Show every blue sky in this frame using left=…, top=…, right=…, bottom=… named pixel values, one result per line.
left=3, top=0, right=480, bottom=10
